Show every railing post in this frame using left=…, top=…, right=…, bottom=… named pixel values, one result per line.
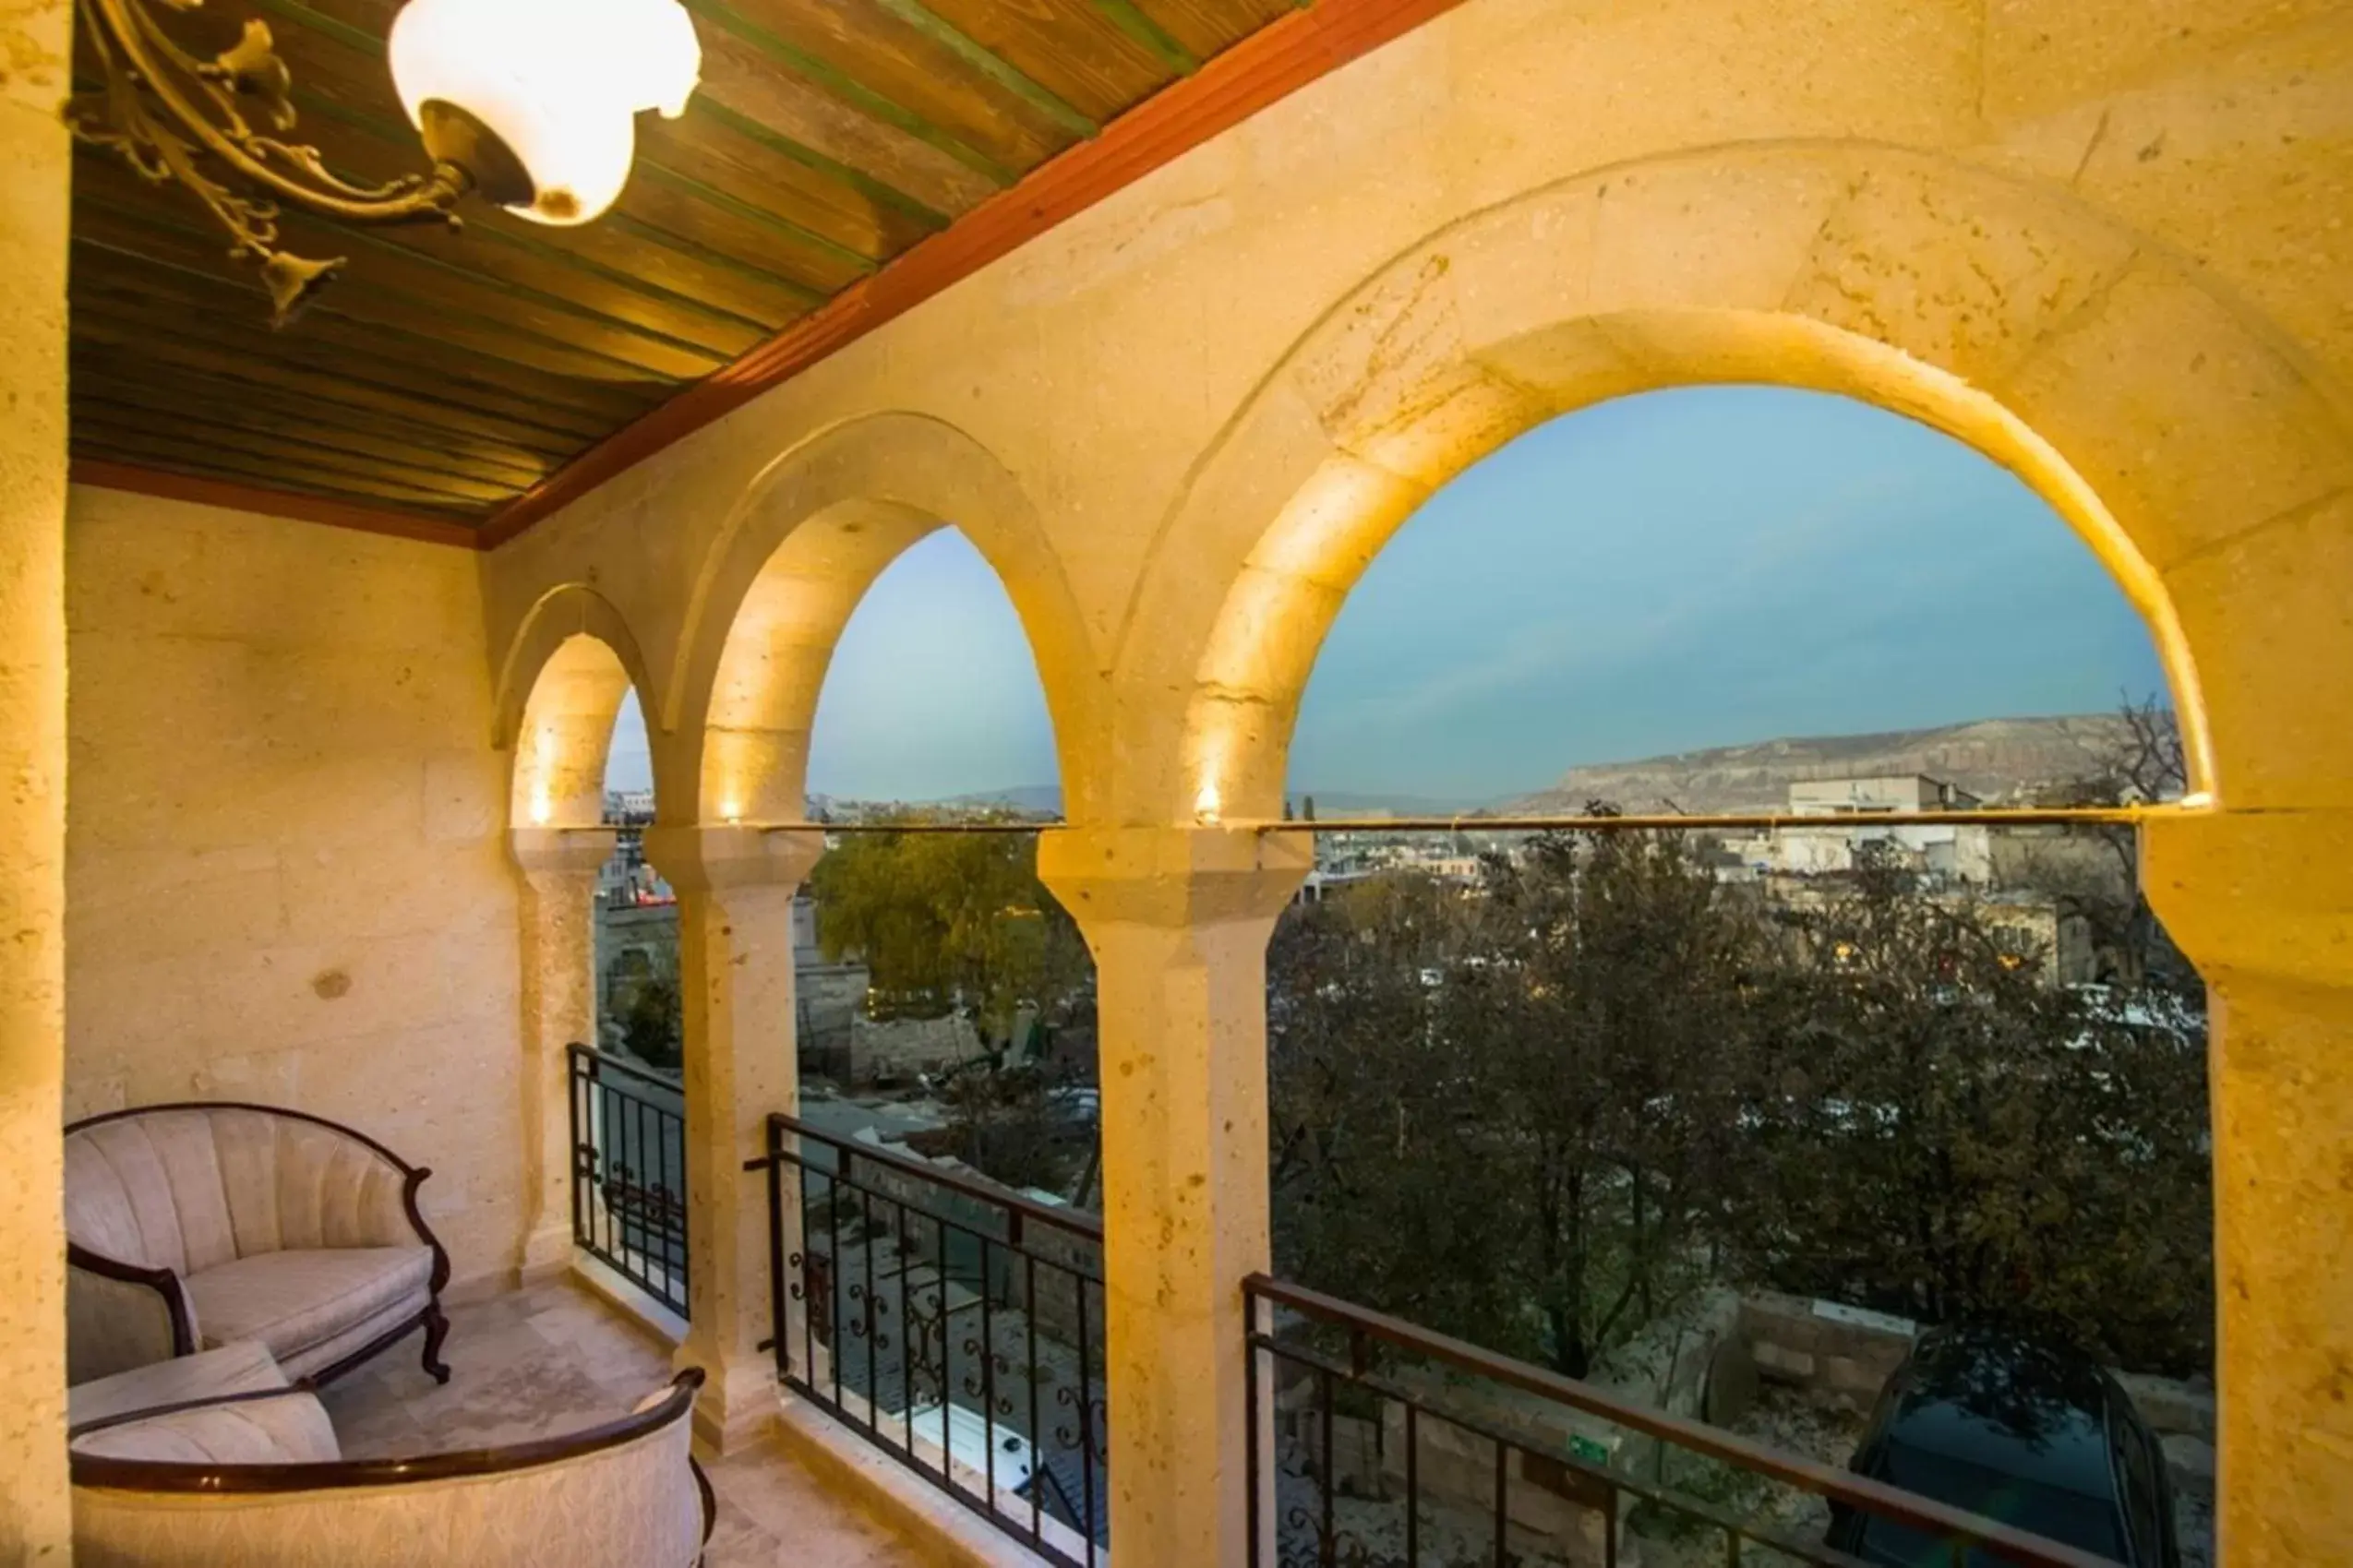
left=1038, top=827, right=1311, bottom=1568
left=510, top=827, right=618, bottom=1283
left=645, top=823, right=824, bottom=1454
left=1248, top=1285, right=1277, bottom=1568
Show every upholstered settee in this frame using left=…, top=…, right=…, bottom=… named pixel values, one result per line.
left=65, top=1103, right=452, bottom=1387
left=68, top=1361, right=714, bottom=1568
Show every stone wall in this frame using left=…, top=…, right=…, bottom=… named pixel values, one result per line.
left=0, top=0, right=74, bottom=1549
left=850, top=1011, right=988, bottom=1084
left=64, top=490, right=527, bottom=1296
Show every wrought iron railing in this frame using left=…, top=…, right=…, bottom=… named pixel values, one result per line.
left=751, top=1111, right=1109, bottom=1566
left=1245, top=1275, right=2114, bottom=1568
left=567, top=1043, right=690, bottom=1318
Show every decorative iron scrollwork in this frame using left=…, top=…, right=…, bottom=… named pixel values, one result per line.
left=67, top=0, right=472, bottom=323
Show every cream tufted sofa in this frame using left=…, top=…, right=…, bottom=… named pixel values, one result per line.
left=65, top=1103, right=452, bottom=1387
left=67, top=1354, right=713, bottom=1567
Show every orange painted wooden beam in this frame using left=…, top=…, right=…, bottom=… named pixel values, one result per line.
left=476, top=0, right=1474, bottom=548
left=70, top=460, right=486, bottom=550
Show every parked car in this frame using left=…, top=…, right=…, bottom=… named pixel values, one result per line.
left=1826, top=1327, right=2179, bottom=1566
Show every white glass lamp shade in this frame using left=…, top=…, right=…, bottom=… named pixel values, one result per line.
left=389, top=0, right=701, bottom=226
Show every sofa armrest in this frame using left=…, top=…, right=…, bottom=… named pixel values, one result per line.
left=67, top=1244, right=197, bottom=1385
left=315, top=1139, right=453, bottom=1297
left=70, top=1383, right=339, bottom=1467
left=70, top=1371, right=707, bottom=1568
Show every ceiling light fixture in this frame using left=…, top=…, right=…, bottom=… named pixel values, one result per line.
left=68, top=0, right=702, bottom=326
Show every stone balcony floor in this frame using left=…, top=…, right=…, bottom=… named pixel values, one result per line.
left=316, top=1275, right=934, bottom=1565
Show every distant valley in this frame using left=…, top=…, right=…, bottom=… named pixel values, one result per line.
left=898, top=714, right=2136, bottom=820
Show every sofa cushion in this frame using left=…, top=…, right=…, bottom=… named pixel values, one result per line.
left=188, top=1248, right=433, bottom=1362
left=69, top=1341, right=285, bottom=1430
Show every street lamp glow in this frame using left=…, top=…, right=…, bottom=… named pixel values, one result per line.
left=390, top=0, right=702, bottom=226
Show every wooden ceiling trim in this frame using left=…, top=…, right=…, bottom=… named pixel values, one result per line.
left=481, top=0, right=1476, bottom=546
left=269, top=211, right=747, bottom=373
left=1087, top=0, right=1204, bottom=74
left=597, top=212, right=831, bottom=315
left=689, top=97, right=951, bottom=232
left=71, top=459, right=487, bottom=549
left=687, top=0, right=1019, bottom=184
left=77, top=427, right=499, bottom=511
left=633, top=162, right=882, bottom=279
left=616, top=177, right=874, bottom=297
left=644, top=114, right=936, bottom=262
left=76, top=405, right=520, bottom=507
left=459, top=217, right=781, bottom=343
left=71, top=333, right=587, bottom=463
left=74, top=167, right=739, bottom=377
left=73, top=377, right=553, bottom=491
left=870, top=0, right=1103, bottom=138
left=727, top=0, right=1080, bottom=172
left=71, top=276, right=635, bottom=449
left=73, top=379, right=549, bottom=491
left=77, top=202, right=702, bottom=390
left=691, top=29, right=1002, bottom=219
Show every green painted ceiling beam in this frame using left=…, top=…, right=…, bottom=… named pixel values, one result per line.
left=1088, top=0, right=1200, bottom=75
left=868, top=0, right=1098, bottom=138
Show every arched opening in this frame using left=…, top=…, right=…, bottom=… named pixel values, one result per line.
left=500, top=614, right=687, bottom=1310
left=1259, top=386, right=2214, bottom=1565
left=593, top=689, right=677, bottom=1068
left=700, top=515, right=1106, bottom=1544
left=509, top=630, right=639, bottom=831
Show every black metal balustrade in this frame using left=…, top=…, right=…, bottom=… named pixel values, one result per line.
left=751, top=1111, right=1109, bottom=1566
left=1245, top=1275, right=2113, bottom=1568
left=567, top=1043, right=690, bottom=1318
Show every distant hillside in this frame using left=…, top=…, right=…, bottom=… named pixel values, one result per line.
left=934, top=784, right=1063, bottom=815
left=1507, top=714, right=2133, bottom=817
left=924, top=785, right=1490, bottom=817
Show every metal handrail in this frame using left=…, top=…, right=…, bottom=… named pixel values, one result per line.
left=1247, top=1274, right=2119, bottom=1568
left=565, top=1040, right=681, bottom=1095
left=752, top=1111, right=1105, bottom=1244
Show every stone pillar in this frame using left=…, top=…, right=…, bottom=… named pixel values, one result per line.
left=1038, top=827, right=1312, bottom=1568
left=643, top=824, right=823, bottom=1453
left=2145, top=809, right=2353, bottom=1567
left=0, top=0, right=73, bottom=1555
left=510, top=827, right=618, bottom=1282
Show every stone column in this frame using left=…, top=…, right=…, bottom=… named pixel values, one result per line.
left=644, top=824, right=823, bottom=1453
left=510, top=827, right=618, bottom=1282
left=0, top=0, right=73, bottom=1554
left=2145, top=809, right=2353, bottom=1567
left=1038, top=827, right=1312, bottom=1568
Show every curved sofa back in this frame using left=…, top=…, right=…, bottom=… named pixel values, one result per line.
left=65, top=1106, right=415, bottom=1277
left=70, top=1372, right=710, bottom=1568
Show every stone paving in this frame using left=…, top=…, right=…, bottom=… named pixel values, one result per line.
left=316, top=1276, right=939, bottom=1565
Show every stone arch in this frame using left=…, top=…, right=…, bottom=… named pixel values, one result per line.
left=1119, top=141, right=2353, bottom=823
left=496, top=583, right=664, bottom=828
left=667, top=412, right=1099, bottom=824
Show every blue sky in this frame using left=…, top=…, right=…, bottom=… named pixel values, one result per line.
left=606, top=387, right=2167, bottom=803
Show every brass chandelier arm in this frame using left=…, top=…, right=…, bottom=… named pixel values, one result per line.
left=68, top=0, right=474, bottom=324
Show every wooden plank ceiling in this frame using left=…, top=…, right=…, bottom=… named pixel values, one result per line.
left=66, top=0, right=1302, bottom=537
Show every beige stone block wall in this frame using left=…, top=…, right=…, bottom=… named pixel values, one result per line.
left=66, top=489, right=527, bottom=1296
left=0, top=0, right=73, bottom=1553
